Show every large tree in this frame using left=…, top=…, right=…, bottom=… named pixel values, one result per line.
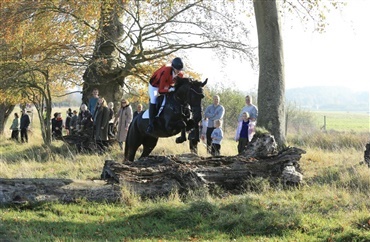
left=253, top=0, right=344, bottom=147
left=254, top=0, right=286, bottom=147
left=82, top=0, right=254, bottom=108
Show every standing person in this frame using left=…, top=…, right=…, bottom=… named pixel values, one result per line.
left=108, top=102, right=115, bottom=139
left=146, top=57, right=184, bottom=133
left=133, top=103, right=143, bottom=119
left=114, top=99, right=133, bottom=150
left=20, top=109, right=30, bottom=143
left=69, top=110, right=78, bottom=135
left=200, top=117, right=208, bottom=144
left=235, top=111, right=250, bottom=154
left=78, top=104, right=93, bottom=135
left=238, top=95, right=258, bottom=122
left=204, top=95, right=225, bottom=154
left=210, top=119, right=223, bottom=156
left=88, top=88, right=99, bottom=118
left=52, top=112, right=63, bottom=139
left=10, top=112, right=19, bottom=141
left=93, top=97, right=110, bottom=148
left=65, top=108, right=72, bottom=135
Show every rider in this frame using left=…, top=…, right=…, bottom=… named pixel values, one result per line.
left=146, top=57, right=184, bottom=134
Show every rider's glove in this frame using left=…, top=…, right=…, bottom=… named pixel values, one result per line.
left=168, top=87, right=175, bottom=92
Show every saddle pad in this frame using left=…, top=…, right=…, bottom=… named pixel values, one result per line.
left=142, top=96, right=167, bottom=120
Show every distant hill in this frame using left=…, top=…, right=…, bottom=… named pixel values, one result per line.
left=286, top=86, right=369, bottom=112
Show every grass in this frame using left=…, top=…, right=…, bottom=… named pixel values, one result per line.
left=311, top=111, right=369, bottom=133
left=1, top=109, right=370, bottom=241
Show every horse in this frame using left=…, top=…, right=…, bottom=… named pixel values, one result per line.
left=124, top=77, right=208, bottom=161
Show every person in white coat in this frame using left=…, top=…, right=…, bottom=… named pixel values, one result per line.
left=114, top=99, right=133, bottom=149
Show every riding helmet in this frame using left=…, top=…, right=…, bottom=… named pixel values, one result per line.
left=171, top=57, right=184, bottom=71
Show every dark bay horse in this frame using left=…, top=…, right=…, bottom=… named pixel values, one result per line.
left=124, top=78, right=207, bottom=161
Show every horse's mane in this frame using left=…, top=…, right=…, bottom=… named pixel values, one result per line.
left=175, top=77, right=195, bottom=88
left=175, top=77, right=201, bottom=89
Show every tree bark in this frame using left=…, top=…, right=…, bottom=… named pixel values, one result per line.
left=254, top=0, right=286, bottom=147
left=82, top=0, right=126, bottom=109
left=0, top=103, right=15, bottom=135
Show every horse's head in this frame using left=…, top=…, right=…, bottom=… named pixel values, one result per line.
left=174, top=77, right=208, bottom=123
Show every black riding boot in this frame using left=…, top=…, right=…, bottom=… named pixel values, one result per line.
left=146, top=103, right=156, bottom=134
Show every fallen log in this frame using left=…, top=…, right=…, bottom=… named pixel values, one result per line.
left=101, top=133, right=305, bottom=198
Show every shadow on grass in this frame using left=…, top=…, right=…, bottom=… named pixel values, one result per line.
left=1, top=198, right=303, bottom=241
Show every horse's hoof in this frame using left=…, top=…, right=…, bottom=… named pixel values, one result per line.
left=176, top=136, right=186, bottom=143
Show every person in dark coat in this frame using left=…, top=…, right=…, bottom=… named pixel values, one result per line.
left=69, top=110, right=78, bottom=135
left=77, top=104, right=93, bottom=136
left=20, top=110, right=31, bottom=143
left=133, top=103, right=143, bottom=119
left=51, top=112, right=63, bottom=139
left=93, top=97, right=110, bottom=149
left=65, top=108, right=72, bottom=135
left=10, top=112, right=19, bottom=142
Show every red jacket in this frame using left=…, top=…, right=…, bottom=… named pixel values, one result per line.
left=150, top=66, right=183, bottom=94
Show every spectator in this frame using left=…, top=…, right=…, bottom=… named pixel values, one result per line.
left=88, top=88, right=99, bottom=118
left=69, top=110, right=78, bottom=135
left=133, top=103, right=143, bottom=119
left=93, top=97, right=110, bottom=148
left=20, top=109, right=30, bottom=143
left=52, top=112, right=63, bottom=139
left=238, top=95, right=258, bottom=122
left=78, top=104, right=93, bottom=135
left=108, top=102, right=115, bottom=139
left=114, top=99, right=133, bottom=150
left=210, top=119, right=223, bottom=156
left=204, top=95, right=225, bottom=154
left=235, top=111, right=250, bottom=154
left=65, top=108, right=72, bottom=135
left=200, top=117, right=208, bottom=144
left=10, top=112, right=19, bottom=142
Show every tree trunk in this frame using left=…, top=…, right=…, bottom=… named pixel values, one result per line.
left=254, top=0, right=286, bottom=147
left=82, top=0, right=126, bottom=108
left=0, top=103, right=15, bottom=135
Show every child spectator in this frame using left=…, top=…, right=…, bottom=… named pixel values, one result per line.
left=235, top=111, right=250, bottom=154
left=210, top=119, right=223, bottom=156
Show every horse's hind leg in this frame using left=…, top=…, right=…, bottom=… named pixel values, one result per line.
left=140, top=137, right=158, bottom=158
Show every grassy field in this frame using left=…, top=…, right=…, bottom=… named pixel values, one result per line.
left=311, top=111, right=369, bottom=132
left=1, top=109, right=370, bottom=241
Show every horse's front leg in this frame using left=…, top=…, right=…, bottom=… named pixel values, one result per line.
left=175, top=128, right=187, bottom=144
left=166, top=118, right=187, bottom=143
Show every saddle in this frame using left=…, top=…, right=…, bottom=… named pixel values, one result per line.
left=142, top=95, right=167, bottom=119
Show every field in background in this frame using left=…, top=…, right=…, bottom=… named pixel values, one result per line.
left=311, top=111, right=369, bottom=132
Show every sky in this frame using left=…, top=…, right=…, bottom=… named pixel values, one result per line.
left=186, top=0, right=370, bottom=93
